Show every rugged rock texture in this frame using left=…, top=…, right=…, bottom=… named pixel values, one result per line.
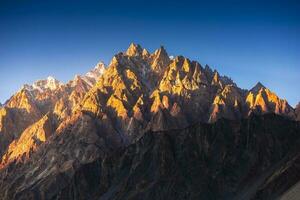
left=0, top=113, right=55, bottom=167
left=0, top=114, right=299, bottom=200
left=80, top=43, right=297, bottom=141
left=248, top=148, right=300, bottom=200
left=296, top=102, right=300, bottom=121
left=0, top=111, right=121, bottom=200
left=0, top=43, right=299, bottom=200
left=245, top=82, right=295, bottom=118
left=0, top=89, right=43, bottom=157
left=0, top=62, right=105, bottom=161
left=1, top=44, right=295, bottom=162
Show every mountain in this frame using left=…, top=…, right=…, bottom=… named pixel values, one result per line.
left=79, top=43, right=296, bottom=140
left=0, top=114, right=299, bottom=200
left=22, top=76, right=63, bottom=92
left=245, top=82, right=295, bottom=118
left=0, top=89, right=42, bottom=157
left=0, top=113, right=54, bottom=166
left=296, top=102, right=300, bottom=121
left=0, top=43, right=299, bottom=200
left=0, top=62, right=105, bottom=159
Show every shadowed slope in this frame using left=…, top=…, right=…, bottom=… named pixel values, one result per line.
left=0, top=114, right=299, bottom=200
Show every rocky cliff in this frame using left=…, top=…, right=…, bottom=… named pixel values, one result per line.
left=0, top=114, right=299, bottom=200
left=0, top=62, right=105, bottom=161
left=0, top=43, right=299, bottom=200
left=296, top=102, right=300, bottom=121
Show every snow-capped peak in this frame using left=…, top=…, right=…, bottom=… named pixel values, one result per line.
left=22, top=76, right=63, bottom=93
left=20, top=61, right=106, bottom=94
left=95, top=61, right=106, bottom=71
left=86, top=61, right=106, bottom=79
left=70, top=61, right=106, bottom=88
left=47, top=76, right=56, bottom=82
left=44, top=76, right=62, bottom=90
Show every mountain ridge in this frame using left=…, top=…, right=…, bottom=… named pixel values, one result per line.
left=0, top=43, right=299, bottom=200
left=0, top=113, right=299, bottom=200
left=0, top=43, right=298, bottom=163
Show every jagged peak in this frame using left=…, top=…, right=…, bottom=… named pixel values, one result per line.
left=71, top=74, right=84, bottom=86
left=174, top=55, right=184, bottom=62
left=69, top=61, right=107, bottom=88
left=154, top=45, right=168, bottom=56
left=213, top=70, right=220, bottom=78
left=150, top=45, right=170, bottom=74
left=211, top=71, right=221, bottom=85
left=204, top=64, right=213, bottom=72
left=204, top=64, right=214, bottom=79
left=94, top=61, right=106, bottom=71
left=20, top=76, right=63, bottom=94
left=38, top=77, right=61, bottom=90
left=12, top=87, right=33, bottom=101
left=36, top=76, right=61, bottom=87
left=221, top=75, right=235, bottom=86
left=142, top=48, right=150, bottom=57
left=126, top=43, right=143, bottom=56
left=0, top=112, right=53, bottom=166
left=21, top=84, right=34, bottom=91
left=109, top=55, right=119, bottom=66
left=250, top=82, right=266, bottom=93
left=86, top=61, right=106, bottom=79
left=47, top=76, right=56, bottom=82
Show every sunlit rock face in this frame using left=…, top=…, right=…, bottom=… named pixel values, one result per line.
left=245, top=82, right=295, bottom=118
left=81, top=44, right=296, bottom=139
left=0, top=89, right=43, bottom=157
left=0, top=43, right=298, bottom=195
left=0, top=113, right=54, bottom=167
left=1, top=43, right=297, bottom=166
left=0, top=62, right=105, bottom=163
left=1, top=114, right=299, bottom=200
left=209, top=85, right=245, bottom=122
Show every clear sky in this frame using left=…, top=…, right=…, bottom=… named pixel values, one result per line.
left=0, top=0, right=299, bottom=106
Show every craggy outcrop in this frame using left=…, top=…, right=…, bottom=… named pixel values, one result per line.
left=0, top=114, right=299, bottom=200
left=0, top=44, right=299, bottom=200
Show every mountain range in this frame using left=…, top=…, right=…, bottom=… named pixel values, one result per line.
left=0, top=43, right=299, bottom=200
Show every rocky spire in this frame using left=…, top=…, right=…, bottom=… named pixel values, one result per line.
left=86, top=61, right=106, bottom=79
left=250, top=82, right=266, bottom=93
left=94, top=61, right=106, bottom=71
left=211, top=71, right=222, bottom=88
left=24, top=76, right=63, bottom=93
left=153, top=46, right=168, bottom=59
left=151, top=45, right=170, bottom=73
left=142, top=48, right=150, bottom=57
left=204, top=64, right=214, bottom=82
left=0, top=112, right=54, bottom=167
left=126, top=43, right=143, bottom=56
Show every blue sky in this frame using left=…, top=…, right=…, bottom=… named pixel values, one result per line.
left=0, top=0, right=299, bottom=106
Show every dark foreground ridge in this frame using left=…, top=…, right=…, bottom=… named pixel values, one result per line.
left=0, top=113, right=299, bottom=200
